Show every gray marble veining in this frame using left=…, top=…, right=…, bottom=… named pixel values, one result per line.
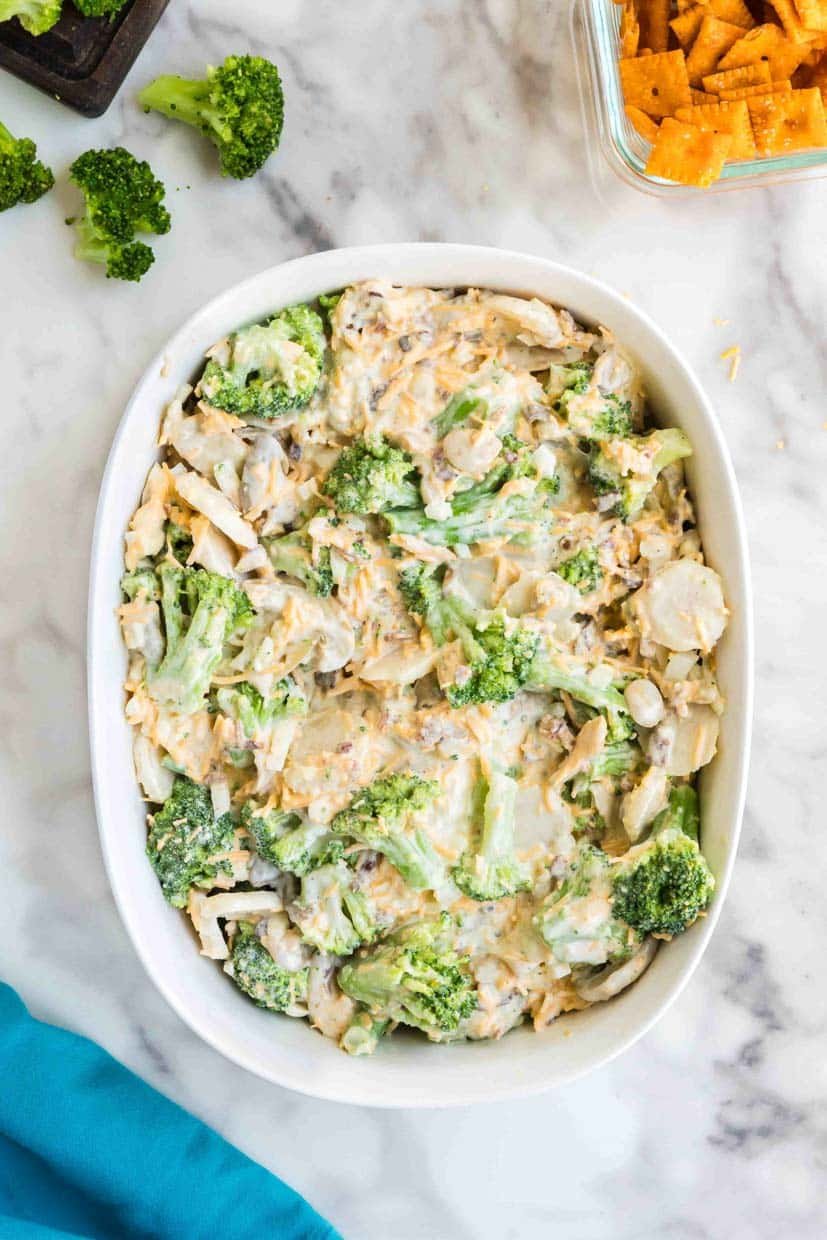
left=1, top=2, right=826, bottom=1237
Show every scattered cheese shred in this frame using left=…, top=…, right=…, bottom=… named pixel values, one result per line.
left=719, top=344, right=742, bottom=381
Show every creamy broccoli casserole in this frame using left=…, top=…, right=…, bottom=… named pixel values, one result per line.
left=119, top=282, right=728, bottom=1055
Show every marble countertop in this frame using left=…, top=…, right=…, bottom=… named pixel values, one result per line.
left=2, top=2, right=826, bottom=1236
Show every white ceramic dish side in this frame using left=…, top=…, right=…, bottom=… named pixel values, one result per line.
left=88, top=244, right=753, bottom=1108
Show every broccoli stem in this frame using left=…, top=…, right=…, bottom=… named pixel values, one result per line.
left=138, top=76, right=227, bottom=137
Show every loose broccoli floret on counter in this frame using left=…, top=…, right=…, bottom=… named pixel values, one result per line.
left=120, top=567, right=160, bottom=601
left=148, top=563, right=253, bottom=713
left=215, top=678, right=307, bottom=736
left=263, top=524, right=333, bottom=596
left=612, top=827, right=714, bottom=936
left=337, top=917, right=476, bottom=1037
left=330, top=772, right=443, bottom=891
left=322, top=436, right=420, bottom=514
left=400, top=562, right=538, bottom=708
left=268, top=819, right=345, bottom=876
left=340, top=1010, right=390, bottom=1056
left=293, top=860, right=378, bottom=955
left=452, top=767, right=529, bottom=901
left=526, top=651, right=634, bottom=742
left=146, top=777, right=236, bottom=907
left=227, top=922, right=309, bottom=1014
left=240, top=803, right=302, bottom=863
left=198, top=304, right=325, bottom=419
left=557, top=546, right=602, bottom=594
left=534, top=846, right=638, bottom=966
left=588, top=427, right=692, bottom=521
left=138, top=54, right=284, bottom=180
left=0, top=119, right=54, bottom=211
left=0, top=0, right=60, bottom=35
left=73, top=0, right=127, bottom=15
left=651, top=784, right=700, bottom=844
left=68, top=146, right=170, bottom=282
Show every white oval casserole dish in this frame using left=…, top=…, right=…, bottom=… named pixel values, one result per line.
left=88, top=244, right=753, bottom=1107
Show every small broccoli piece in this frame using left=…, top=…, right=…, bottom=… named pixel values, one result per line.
left=452, top=767, right=529, bottom=901
left=0, top=0, right=60, bottom=35
left=120, top=567, right=160, bottom=601
left=526, top=652, right=634, bottom=742
left=330, top=772, right=443, bottom=891
left=138, top=54, right=284, bottom=180
left=651, top=784, right=700, bottom=844
left=0, top=119, right=54, bottom=211
left=293, top=860, right=378, bottom=955
left=240, top=803, right=302, bottom=864
left=547, top=360, right=592, bottom=402
left=534, top=845, right=638, bottom=965
left=263, top=523, right=333, bottom=596
left=268, top=819, right=345, bottom=877
left=588, top=427, right=692, bottom=521
left=199, top=304, right=325, bottom=419
left=322, top=437, right=420, bottom=514
left=432, top=390, right=488, bottom=440
left=148, top=564, right=253, bottom=714
left=68, top=147, right=170, bottom=282
left=400, top=563, right=538, bottom=708
left=215, top=678, right=307, bottom=737
left=146, top=777, right=236, bottom=907
left=557, top=546, right=603, bottom=594
left=567, top=741, right=642, bottom=814
left=317, top=290, right=342, bottom=329
left=612, top=827, right=714, bottom=936
left=337, top=917, right=476, bottom=1037
left=73, top=0, right=127, bottom=14
left=164, top=520, right=193, bottom=564
left=566, top=393, right=634, bottom=442
left=228, top=922, right=309, bottom=1014
left=340, top=1010, right=390, bottom=1056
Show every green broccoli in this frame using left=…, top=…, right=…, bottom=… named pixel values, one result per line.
left=588, top=427, right=692, bottom=521
left=120, top=567, right=160, bottom=601
left=452, top=766, right=529, bottom=901
left=317, top=290, right=342, bottom=328
left=526, top=650, right=634, bottom=742
left=0, top=0, right=61, bottom=36
left=566, top=394, right=634, bottom=442
left=228, top=922, right=309, bottom=1014
left=547, top=360, right=592, bottom=403
left=240, top=803, right=302, bottom=863
left=215, top=677, right=307, bottom=736
left=432, top=390, right=488, bottom=440
left=138, top=54, right=284, bottom=180
left=557, top=546, right=603, bottom=594
left=322, top=437, right=420, bottom=514
left=567, top=741, right=642, bottom=811
left=651, top=784, right=700, bottom=844
left=340, top=1010, right=390, bottom=1056
left=73, top=0, right=127, bottom=15
left=337, top=917, right=476, bottom=1037
left=263, top=522, right=333, bottom=596
left=146, top=777, right=236, bottom=907
left=267, top=818, right=345, bottom=876
left=330, top=772, right=443, bottom=891
left=612, top=827, right=714, bottom=936
left=293, top=861, right=378, bottom=955
left=198, top=304, right=325, bottom=419
left=0, top=119, right=54, bottom=211
left=432, top=363, right=526, bottom=440
left=534, top=845, right=638, bottom=966
left=399, top=563, right=538, bottom=708
left=164, top=520, right=193, bottom=564
left=68, top=146, right=170, bottom=282
left=148, top=563, right=253, bottom=714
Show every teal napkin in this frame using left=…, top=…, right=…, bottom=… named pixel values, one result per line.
left=0, top=983, right=341, bottom=1240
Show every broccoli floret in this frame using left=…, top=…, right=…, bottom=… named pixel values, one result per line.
left=138, top=54, right=284, bottom=180
left=198, top=304, right=325, bottom=419
left=263, top=523, right=333, bottom=596
left=0, top=0, right=60, bottom=36
left=293, top=860, right=378, bottom=955
left=68, top=147, right=170, bottom=282
left=432, top=390, right=488, bottom=440
left=322, top=437, right=420, bottom=514
left=588, top=427, right=692, bottom=521
left=557, top=546, right=603, bottom=594
left=330, top=772, right=443, bottom=891
left=73, top=0, right=127, bottom=15
left=240, top=803, right=302, bottom=864
left=452, top=767, right=529, bottom=901
left=340, top=1010, right=390, bottom=1056
left=120, top=567, right=160, bottom=601
left=612, top=827, right=714, bottom=936
left=337, top=917, right=476, bottom=1037
left=146, top=777, right=236, bottom=907
left=268, top=819, right=345, bottom=876
left=567, top=741, right=642, bottom=815
left=399, top=563, right=538, bottom=708
left=148, top=564, right=253, bottom=714
left=317, top=290, right=342, bottom=329
left=526, top=651, right=634, bottom=742
left=215, top=677, right=307, bottom=736
left=164, top=520, right=193, bottom=564
left=547, top=360, right=592, bottom=402
left=0, top=119, right=54, bottom=211
left=651, top=784, right=700, bottom=844
left=534, top=845, right=639, bottom=965
left=228, top=922, right=309, bottom=1014
left=566, top=394, right=634, bottom=442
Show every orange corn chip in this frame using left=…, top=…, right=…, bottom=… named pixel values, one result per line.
left=638, top=0, right=671, bottom=52
left=674, top=99, right=758, bottom=156
left=645, top=117, right=734, bottom=184
left=620, top=50, right=693, bottom=116
left=702, top=62, right=772, bottom=91
left=626, top=104, right=661, bottom=141
left=793, top=0, right=827, bottom=33
left=686, top=17, right=748, bottom=84
left=748, top=84, right=827, bottom=150
left=671, top=5, right=707, bottom=49
left=620, top=2, right=641, bottom=58
left=770, top=0, right=824, bottom=42
left=719, top=79, right=794, bottom=96
left=718, top=23, right=812, bottom=78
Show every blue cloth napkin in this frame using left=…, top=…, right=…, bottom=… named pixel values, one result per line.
left=0, top=983, right=341, bottom=1240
